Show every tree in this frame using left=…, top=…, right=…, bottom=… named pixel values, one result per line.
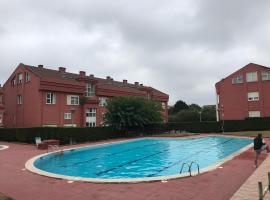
left=104, top=96, right=163, bottom=130
left=189, top=103, right=201, bottom=111
left=169, top=100, right=189, bottom=114
left=201, top=105, right=216, bottom=121
left=172, top=109, right=200, bottom=122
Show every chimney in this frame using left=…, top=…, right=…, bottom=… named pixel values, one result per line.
left=135, top=82, right=139, bottom=86
left=140, top=83, right=143, bottom=86
left=106, top=76, right=111, bottom=80
left=0, top=84, right=1, bottom=87
left=38, top=65, right=43, bottom=68
left=59, top=67, right=66, bottom=73
left=89, top=74, right=94, bottom=78
left=110, top=78, right=114, bottom=81
left=123, top=79, right=128, bottom=84
left=79, top=71, right=86, bottom=76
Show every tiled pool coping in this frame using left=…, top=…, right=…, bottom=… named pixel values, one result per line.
left=25, top=135, right=253, bottom=183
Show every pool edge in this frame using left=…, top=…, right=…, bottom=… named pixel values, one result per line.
left=25, top=135, right=253, bottom=184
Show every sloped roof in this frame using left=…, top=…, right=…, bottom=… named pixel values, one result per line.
left=215, top=63, right=270, bottom=87
left=22, top=64, right=169, bottom=100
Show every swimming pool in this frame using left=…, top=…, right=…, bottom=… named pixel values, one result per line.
left=26, top=136, right=253, bottom=183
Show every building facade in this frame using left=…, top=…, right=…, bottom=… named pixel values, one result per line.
left=0, top=85, right=4, bottom=127
left=215, top=63, right=270, bottom=121
left=2, top=63, right=169, bottom=128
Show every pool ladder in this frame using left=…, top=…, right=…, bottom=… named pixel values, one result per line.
left=179, top=161, right=200, bottom=176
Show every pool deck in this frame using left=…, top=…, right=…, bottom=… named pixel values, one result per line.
left=0, top=136, right=269, bottom=200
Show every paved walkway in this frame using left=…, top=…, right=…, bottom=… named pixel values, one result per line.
left=0, top=138, right=267, bottom=200
left=231, top=154, right=270, bottom=200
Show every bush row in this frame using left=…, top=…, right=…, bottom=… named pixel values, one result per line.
left=0, top=127, right=126, bottom=145
left=1, top=118, right=270, bottom=144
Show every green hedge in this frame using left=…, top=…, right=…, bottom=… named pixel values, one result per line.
left=0, top=127, right=126, bottom=145
left=1, top=118, right=270, bottom=144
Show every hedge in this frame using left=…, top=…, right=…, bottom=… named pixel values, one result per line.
left=0, top=127, right=126, bottom=145
left=1, top=118, right=270, bottom=144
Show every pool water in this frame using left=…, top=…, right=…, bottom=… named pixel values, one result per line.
left=34, top=136, right=252, bottom=179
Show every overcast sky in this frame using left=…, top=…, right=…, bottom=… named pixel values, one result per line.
left=1, top=0, right=270, bottom=106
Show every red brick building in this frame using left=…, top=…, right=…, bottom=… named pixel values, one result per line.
left=215, top=63, right=270, bottom=121
left=2, top=63, right=169, bottom=128
left=0, top=85, right=4, bottom=127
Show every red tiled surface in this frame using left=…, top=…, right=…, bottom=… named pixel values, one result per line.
left=0, top=138, right=267, bottom=200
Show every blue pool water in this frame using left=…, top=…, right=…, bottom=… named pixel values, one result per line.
left=34, top=136, right=252, bottom=179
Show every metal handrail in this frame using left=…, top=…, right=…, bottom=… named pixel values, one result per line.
left=179, top=162, right=190, bottom=174
left=180, top=161, right=200, bottom=176
left=189, top=161, right=200, bottom=176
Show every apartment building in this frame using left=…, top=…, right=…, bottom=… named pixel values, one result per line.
left=2, top=63, right=169, bottom=128
left=0, top=85, right=4, bottom=127
left=215, top=63, right=270, bottom=121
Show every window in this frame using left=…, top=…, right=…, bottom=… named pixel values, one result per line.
left=17, top=95, right=22, bottom=104
left=63, top=124, right=76, bottom=127
left=246, top=72, right=258, bottom=82
left=161, top=102, right=166, bottom=109
left=99, top=97, right=108, bottom=107
left=11, top=76, right=16, bottom=86
left=64, top=113, right=71, bottom=120
left=247, top=92, right=259, bottom=101
left=232, top=75, right=243, bottom=84
left=0, top=113, right=2, bottom=124
left=18, top=73, right=23, bottom=84
left=262, top=72, right=270, bottom=81
left=0, top=95, right=2, bottom=105
left=249, top=111, right=260, bottom=118
left=147, top=92, right=151, bottom=100
left=67, top=95, right=79, bottom=105
left=86, top=83, right=95, bottom=97
left=25, top=73, right=30, bottom=82
left=86, top=108, right=96, bottom=117
left=86, top=122, right=96, bottom=127
left=46, top=92, right=56, bottom=104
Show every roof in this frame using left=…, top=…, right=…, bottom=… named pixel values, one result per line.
left=215, top=63, right=270, bottom=87
left=22, top=64, right=169, bottom=101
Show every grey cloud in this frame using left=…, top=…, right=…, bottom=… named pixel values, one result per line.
left=1, top=0, right=270, bottom=106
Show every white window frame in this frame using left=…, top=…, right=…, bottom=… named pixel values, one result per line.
left=17, top=95, right=22, bottom=104
left=247, top=92, right=259, bottom=101
left=63, top=124, right=77, bottom=127
left=99, top=97, right=108, bottom=107
left=25, top=73, right=30, bottom=82
left=246, top=72, right=258, bottom=82
left=18, top=73, right=23, bottom=84
left=11, top=77, right=16, bottom=86
left=161, top=102, right=166, bottom=109
left=86, top=122, right=96, bottom=127
left=64, top=113, right=72, bottom=120
left=67, top=95, right=79, bottom=105
left=248, top=111, right=260, bottom=118
left=261, top=72, right=270, bottom=81
left=86, top=83, right=95, bottom=97
left=46, top=92, right=56, bottom=104
left=232, top=75, right=243, bottom=84
left=86, top=108, right=96, bottom=117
